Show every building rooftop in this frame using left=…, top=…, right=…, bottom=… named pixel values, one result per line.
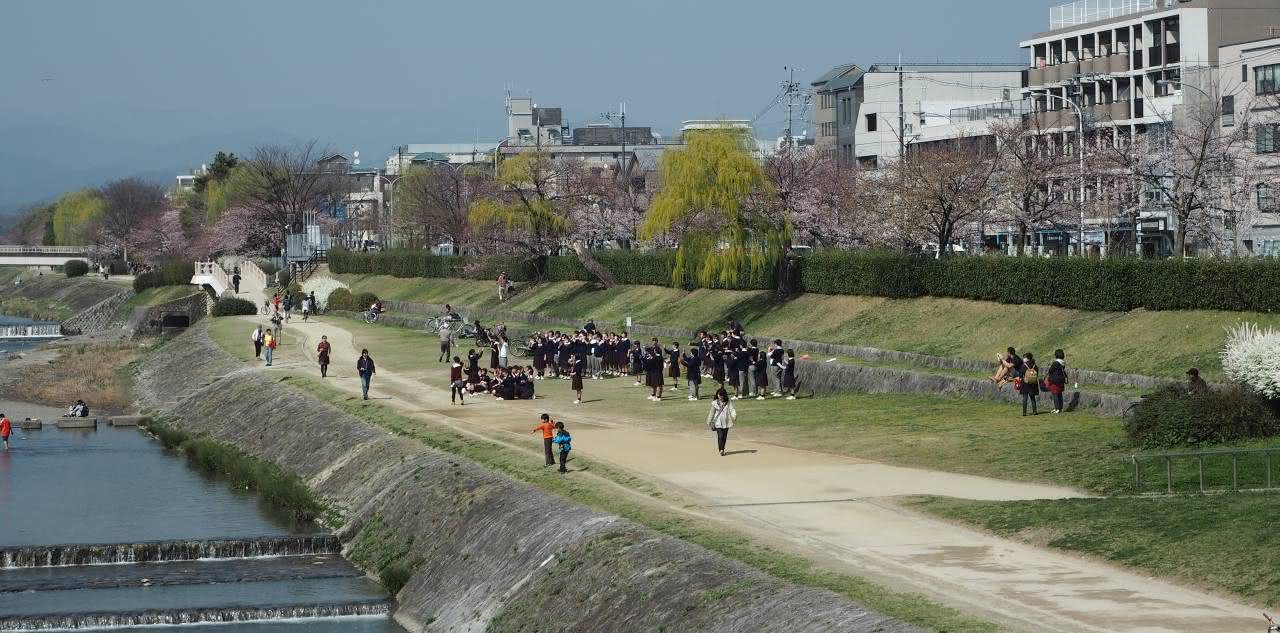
left=811, top=63, right=861, bottom=87
left=865, top=63, right=1026, bottom=73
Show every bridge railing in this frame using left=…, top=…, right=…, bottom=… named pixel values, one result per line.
left=0, top=245, right=90, bottom=256
left=239, top=260, right=269, bottom=291
left=193, top=261, right=232, bottom=293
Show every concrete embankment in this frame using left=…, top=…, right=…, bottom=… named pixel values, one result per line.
left=131, top=323, right=921, bottom=633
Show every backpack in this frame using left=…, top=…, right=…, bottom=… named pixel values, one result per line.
left=1023, top=366, right=1038, bottom=383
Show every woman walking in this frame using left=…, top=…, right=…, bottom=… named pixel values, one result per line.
left=263, top=330, right=276, bottom=367
left=357, top=348, right=376, bottom=401
left=449, top=356, right=466, bottom=405
left=317, top=335, right=331, bottom=377
left=570, top=352, right=585, bottom=405
left=1019, top=353, right=1039, bottom=416
left=1046, top=349, right=1068, bottom=414
left=706, top=388, right=737, bottom=457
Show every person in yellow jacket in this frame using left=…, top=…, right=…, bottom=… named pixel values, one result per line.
left=263, top=330, right=277, bottom=366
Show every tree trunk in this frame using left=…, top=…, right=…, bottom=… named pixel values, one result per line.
left=1016, top=221, right=1027, bottom=256
left=571, top=242, right=617, bottom=288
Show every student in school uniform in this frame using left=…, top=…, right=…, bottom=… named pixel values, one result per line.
left=644, top=342, right=665, bottom=401
left=682, top=344, right=703, bottom=401
left=782, top=349, right=799, bottom=400
left=753, top=346, right=770, bottom=399
left=769, top=340, right=786, bottom=396
left=449, top=356, right=466, bottom=405
left=724, top=345, right=740, bottom=399
left=666, top=341, right=681, bottom=389
left=570, top=352, right=585, bottom=405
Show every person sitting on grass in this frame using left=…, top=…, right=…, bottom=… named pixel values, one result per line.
left=992, top=347, right=1023, bottom=389
left=1187, top=367, right=1209, bottom=393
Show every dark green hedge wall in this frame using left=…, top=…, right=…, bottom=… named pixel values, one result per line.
left=330, top=248, right=1280, bottom=313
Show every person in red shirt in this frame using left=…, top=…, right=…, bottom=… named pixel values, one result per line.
left=0, top=413, right=11, bottom=450
left=531, top=413, right=556, bottom=467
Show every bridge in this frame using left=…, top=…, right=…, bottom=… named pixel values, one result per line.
left=191, top=260, right=269, bottom=308
left=0, top=245, right=93, bottom=267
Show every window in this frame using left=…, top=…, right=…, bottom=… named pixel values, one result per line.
left=1257, top=64, right=1280, bottom=95
left=1002, top=88, right=1012, bottom=101
left=865, top=113, right=878, bottom=132
left=1258, top=124, right=1279, bottom=154
left=820, top=93, right=835, bottom=109
left=820, top=122, right=837, bottom=137
left=1260, top=184, right=1277, bottom=212
left=1222, top=95, right=1235, bottom=127
left=1243, top=64, right=1249, bottom=83
left=839, top=97, right=852, bottom=125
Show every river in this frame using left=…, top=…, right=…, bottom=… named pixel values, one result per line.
left=0, top=316, right=60, bottom=356
left=0, top=401, right=407, bottom=632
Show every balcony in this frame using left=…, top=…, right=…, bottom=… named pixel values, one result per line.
left=1029, top=67, right=1049, bottom=86
left=1108, top=54, right=1130, bottom=73
left=1055, top=61, right=1080, bottom=82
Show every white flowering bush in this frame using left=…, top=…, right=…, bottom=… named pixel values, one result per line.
left=302, top=277, right=349, bottom=310
left=1221, top=322, right=1280, bottom=400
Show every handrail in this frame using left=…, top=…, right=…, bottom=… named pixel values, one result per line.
left=0, top=245, right=90, bottom=255
left=239, top=260, right=268, bottom=292
left=1131, top=446, right=1280, bottom=494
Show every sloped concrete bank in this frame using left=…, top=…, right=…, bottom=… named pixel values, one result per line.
left=132, top=323, right=922, bottom=633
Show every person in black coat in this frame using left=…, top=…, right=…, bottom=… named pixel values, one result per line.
left=682, top=345, right=703, bottom=401
left=753, top=347, right=769, bottom=399
left=666, top=342, right=681, bottom=389
left=782, top=349, right=799, bottom=400
left=570, top=352, right=585, bottom=404
left=1019, top=354, right=1040, bottom=416
left=644, top=343, right=665, bottom=401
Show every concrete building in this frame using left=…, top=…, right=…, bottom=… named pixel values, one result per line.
left=811, top=63, right=1024, bottom=168
left=1220, top=35, right=1280, bottom=254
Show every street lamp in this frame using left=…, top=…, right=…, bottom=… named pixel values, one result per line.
left=1035, top=91, right=1088, bottom=256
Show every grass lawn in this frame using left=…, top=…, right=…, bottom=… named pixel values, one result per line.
left=126, top=285, right=199, bottom=307
left=334, top=274, right=1269, bottom=381
left=911, top=494, right=1280, bottom=607
left=209, top=315, right=1136, bottom=494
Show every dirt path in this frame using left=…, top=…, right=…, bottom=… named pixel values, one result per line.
left=254, top=316, right=1259, bottom=633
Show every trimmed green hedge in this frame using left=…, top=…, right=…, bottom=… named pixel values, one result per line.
left=64, top=260, right=89, bottom=278
left=134, top=259, right=196, bottom=293
left=330, top=248, right=1280, bottom=313
left=211, top=297, right=258, bottom=317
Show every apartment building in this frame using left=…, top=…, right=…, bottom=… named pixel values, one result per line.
left=812, top=63, right=1023, bottom=168
left=1219, top=35, right=1280, bottom=254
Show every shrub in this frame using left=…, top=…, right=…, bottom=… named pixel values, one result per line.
left=352, top=292, right=379, bottom=311
left=1124, top=384, right=1280, bottom=449
left=64, top=260, right=89, bottom=278
left=211, top=297, right=258, bottom=317
left=134, top=259, right=195, bottom=293
left=327, top=288, right=354, bottom=311
left=1221, top=323, right=1280, bottom=400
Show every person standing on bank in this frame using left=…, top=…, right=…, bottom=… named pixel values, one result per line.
left=782, top=349, right=799, bottom=400
left=251, top=325, right=264, bottom=359
left=533, top=413, right=556, bottom=467
left=551, top=421, right=572, bottom=473
left=450, top=357, right=466, bottom=405
left=232, top=270, right=242, bottom=294
left=263, top=330, right=276, bottom=366
left=1019, top=353, right=1039, bottom=416
left=570, top=351, right=585, bottom=405
left=707, top=388, right=737, bottom=457
left=1046, top=349, right=1068, bottom=414
left=317, top=335, right=331, bottom=378
left=357, top=348, right=376, bottom=400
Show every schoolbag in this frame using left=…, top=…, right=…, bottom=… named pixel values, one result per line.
left=1023, top=366, right=1038, bottom=383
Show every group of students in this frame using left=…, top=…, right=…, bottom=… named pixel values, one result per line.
left=448, top=353, right=537, bottom=405
left=992, top=347, right=1070, bottom=416
left=516, top=318, right=801, bottom=405
left=267, top=291, right=319, bottom=322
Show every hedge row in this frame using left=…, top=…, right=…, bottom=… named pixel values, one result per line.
left=330, top=248, right=1280, bottom=313
left=134, top=259, right=196, bottom=293
left=330, top=249, right=773, bottom=291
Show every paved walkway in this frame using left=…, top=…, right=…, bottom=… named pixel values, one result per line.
left=246, top=315, right=1260, bottom=633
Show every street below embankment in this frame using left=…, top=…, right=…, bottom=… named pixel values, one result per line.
left=235, top=314, right=1260, bottom=633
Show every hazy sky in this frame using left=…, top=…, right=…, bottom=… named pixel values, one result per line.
left=0, top=0, right=1052, bottom=209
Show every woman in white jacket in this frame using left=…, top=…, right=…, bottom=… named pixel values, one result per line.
left=706, top=388, right=737, bottom=456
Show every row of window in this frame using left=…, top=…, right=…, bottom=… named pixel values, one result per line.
left=1257, top=63, right=1280, bottom=96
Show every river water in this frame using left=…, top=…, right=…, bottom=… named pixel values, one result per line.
left=0, top=316, right=59, bottom=356
left=0, top=401, right=407, bottom=632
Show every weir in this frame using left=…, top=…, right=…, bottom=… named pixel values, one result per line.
left=0, top=602, right=390, bottom=632
left=0, top=535, right=342, bottom=568
left=0, top=324, right=60, bottom=339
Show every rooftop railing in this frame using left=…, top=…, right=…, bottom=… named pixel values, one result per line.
left=1049, top=0, right=1170, bottom=30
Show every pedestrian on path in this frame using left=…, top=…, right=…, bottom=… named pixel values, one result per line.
left=1, top=413, right=11, bottom=451
left=232, top=271, right=241, bottom=294
left=263, top=330, right=276, bottom=366
left=302, top=296, right=312, bottom=322
left=251, top=325, right=264, bottom=359
left=270, top=311, right=283, bottom=339
left=449, top=356, right=466, bottom=405
left=551, top=421, right=572, bottom=473
left=533, top=413, right=556, bottom=466
left=283, top=294, right=292, bottom=322
left=357, top=348, right=376, bottom=400
left=438, top=321, right=452, bottom=363
left=317, top=335, right=331, bottom=378
left=706, top=388, right=737, bottom=457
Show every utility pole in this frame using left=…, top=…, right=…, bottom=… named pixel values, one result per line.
left=781, top=66, right=804, bottom=150
left=603, top=102, right=629, bottom=181
left=898, top=60, right=906, bottom=159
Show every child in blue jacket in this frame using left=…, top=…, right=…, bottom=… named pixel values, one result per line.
left=551, top=421, right=572, bottom=473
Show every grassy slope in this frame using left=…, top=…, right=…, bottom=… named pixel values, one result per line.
left=335, top=274, right=1268, bottom=380
left=202, top=317, right=997, bottom=633
left=0, top=271, right=128, bottom=321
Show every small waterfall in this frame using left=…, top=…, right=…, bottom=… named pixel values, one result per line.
left=0, top=601, right=390, bottom=631
left=0, top=324, right=61, bottom=339
left=1, top=535, right=340, bottom=568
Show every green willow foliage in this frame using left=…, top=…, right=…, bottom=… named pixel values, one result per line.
left=641, top=131, right=788, bottom=289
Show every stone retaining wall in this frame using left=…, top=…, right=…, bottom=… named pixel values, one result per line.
left=132, top=324, right=921, bottom=633
left=62, top=292, right=132, bottom=335
left=127, top=292, right=209, bottom=337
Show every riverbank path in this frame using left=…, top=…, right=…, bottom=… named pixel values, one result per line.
left=251, top=315, right=1259, bottom=633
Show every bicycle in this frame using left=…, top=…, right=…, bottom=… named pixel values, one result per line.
left=1266, top=613, right=1279, bottom=632
left=364, top=309, right=379, bottom=324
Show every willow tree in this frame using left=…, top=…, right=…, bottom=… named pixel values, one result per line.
left=641, top=130, right=782, bottom=288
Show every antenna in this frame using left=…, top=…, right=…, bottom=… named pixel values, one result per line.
left=602, top=101, right=629, bottom=181
left=781, top=66, right=806, bottom=150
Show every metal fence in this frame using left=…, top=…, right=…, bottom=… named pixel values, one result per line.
left=949, top=100, right=1033, bottom=125
left=1049, top=0, right=1164, bottom=30
left=1132, top=446, right=1280, bottom=494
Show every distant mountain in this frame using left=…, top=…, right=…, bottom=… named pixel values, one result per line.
left=0, top=120, right=301, bottom=213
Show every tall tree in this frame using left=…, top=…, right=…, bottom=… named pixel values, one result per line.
left=640, top=130, right=779, bottom=287
left=395, top=163, right=491, bottom=251
left=469, top=152, right=589, bottom=257
left=51, top=189, right=105, bottom=246
left=193, top=151, right=239, bottom=194
left=886, top=139, right=1000, bottom=257
left=226, top=141, right=350, bottom=254
left=98, top=178, right=168, bottom=256
left=988, top=118, right=1077, bottom=255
